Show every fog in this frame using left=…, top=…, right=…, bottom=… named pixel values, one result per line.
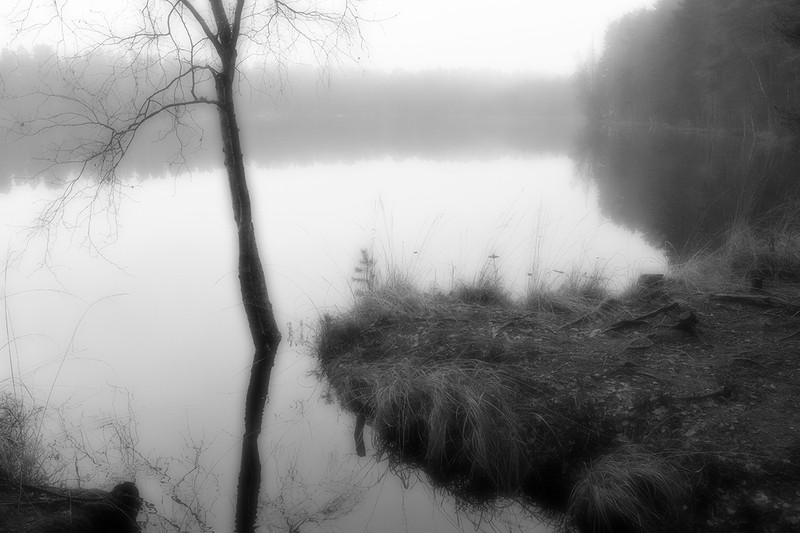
left=0, top=49, right=580, bottom=185
left=4, top=0, right=799, bottom=532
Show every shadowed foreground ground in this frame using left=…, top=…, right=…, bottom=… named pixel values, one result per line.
left=316, top=280, right=800, bottom=532
left=0, top=481, right=141, bottom=533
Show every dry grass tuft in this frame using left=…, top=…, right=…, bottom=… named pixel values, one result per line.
left=352, top=277, right=429, bottom=321
left=324, top=358, right=535, bottom=501
left=524, top=263, right=614, bottom=316
left=567, top=447, right=689, bottom=533
left=317, top=224, right=800, bottom=530
left=670, top=200, right=800, bottom=292
left=0, top=392, right=50, bottom=485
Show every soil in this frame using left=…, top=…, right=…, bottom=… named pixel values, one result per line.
left=317, top=282, right=800, bottom=532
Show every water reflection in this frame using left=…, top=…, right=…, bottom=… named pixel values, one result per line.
left=575, top=126, right=800, bottom=258
left=2, top=151, right=661, bottom=531
left=6, top=118, right=799, bottom=530
left=0, top=115, right=580, bottom=189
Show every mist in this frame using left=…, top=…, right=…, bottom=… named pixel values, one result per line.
left=0, top=48, right=581, bottom=187
left=5, top=1, right=800, bottom=532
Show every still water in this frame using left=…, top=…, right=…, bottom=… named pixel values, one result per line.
left=574, top=126, right=800, bottom=256
left=1, top=126, right=671, bottom=531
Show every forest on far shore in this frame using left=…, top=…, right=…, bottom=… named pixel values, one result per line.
left=576, top=0, right=800, bottom=135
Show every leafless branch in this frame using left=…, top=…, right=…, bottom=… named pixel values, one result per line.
left=7, top=0, right=363, bottom=194
left=177, top=0, right=223, bottom=54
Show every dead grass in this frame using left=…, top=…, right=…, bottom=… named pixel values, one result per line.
left=367, top=360, right=531, bottom=496
left=524, top=263, right=617, bottom=317
left=452, top=280, right=513, bottom=307
left=0, top=391, right=50, bottom=485
left=315, top=241, right=800, bottom=531
left=317, top=212, right=800, bottom=531
left=566, top=446, right=689, bottom=533
left=670, top=200, right=800, bottom=292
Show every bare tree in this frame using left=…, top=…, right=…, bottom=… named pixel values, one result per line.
left=7, top=1, right=362, bottom=531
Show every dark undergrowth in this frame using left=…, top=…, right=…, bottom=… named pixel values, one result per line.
left=316, top=239, right=800, bottom=531
left=0, top=392, right=51, bottom=487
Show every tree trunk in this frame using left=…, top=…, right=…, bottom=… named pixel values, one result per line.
left=215, top=44, right=282, bottom=533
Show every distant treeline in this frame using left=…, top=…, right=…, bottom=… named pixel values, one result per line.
left=0, top=47, right=578, bottom=119
left=253, top=67, right=578, bottom=119
left=0, top=47, right=578, bottom=184
left=577, top=0, right=800, bottom=134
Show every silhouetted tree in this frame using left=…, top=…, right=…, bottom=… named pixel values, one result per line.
left=9, top=1, right=361, bottom=532
left=581, top=0, right=800, bottom=134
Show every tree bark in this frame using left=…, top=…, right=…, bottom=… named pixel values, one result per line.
left=214, top=32, right=282, bottom=533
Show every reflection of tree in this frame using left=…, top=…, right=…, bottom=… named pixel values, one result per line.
left=51, top=391, right=218, bottom=532
left=10, top=2, right=360, bottom=531
left=135, top=432, right=218, bottom=533
left=574, top=126, right=800, bottom=258
left=262, top=450, right=370, bottom=533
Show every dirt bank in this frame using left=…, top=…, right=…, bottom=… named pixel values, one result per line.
left=316, top=281, right=800, bottom=532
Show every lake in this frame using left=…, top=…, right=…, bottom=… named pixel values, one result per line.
left=5, top=119, right=792, bottom=531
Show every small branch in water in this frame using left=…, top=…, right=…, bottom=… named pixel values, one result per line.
left=354, top=412, right=366, bottom=457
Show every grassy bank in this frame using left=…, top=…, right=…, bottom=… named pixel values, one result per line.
left=0, top=392, right=51, bottom=486
left=672, top=203, right=800, bottom=293
left=315, top=240, right=800, bottom=531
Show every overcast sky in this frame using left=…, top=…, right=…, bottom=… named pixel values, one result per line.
left=362, top=0, right=656, bottom=74
left=2, top=0, right=656, bottom=75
